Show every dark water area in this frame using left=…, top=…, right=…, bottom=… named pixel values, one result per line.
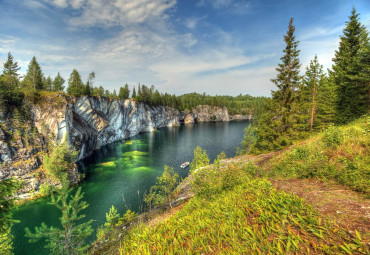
left=12, top=121, right=250, bottom=255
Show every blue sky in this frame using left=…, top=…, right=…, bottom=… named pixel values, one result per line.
left=0, top=0, right=369, bottom=96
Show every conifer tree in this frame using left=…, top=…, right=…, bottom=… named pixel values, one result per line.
left=25, top=180, right=93, bottom=255
left=123, top=83, right=130, bottom=99
left=251, top=18, right=303, bottom=153
left=43, top=76, right=53, bottom=91
left=52, top=73, right=65, bottom=92
left=132, top=87, right=136, bottom=98
left=67, top=69, right=85, bottom=97
left=154, top=165, right=179, bottom=208
left=22, top=57, right=44, bottom=90
left=3, top=52, right=20, bottom=88
left=330, top=8, right=370, bottom=123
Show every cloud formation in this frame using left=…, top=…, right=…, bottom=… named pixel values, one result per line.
left=45, top=0, right=176, bottom=27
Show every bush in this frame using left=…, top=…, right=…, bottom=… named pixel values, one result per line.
left=323, top=126, right=343, bottom=147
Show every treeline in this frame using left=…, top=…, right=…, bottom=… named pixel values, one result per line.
left=242, top=8, right=369, bottom=154
left=0, top=56, right=266, bottom=119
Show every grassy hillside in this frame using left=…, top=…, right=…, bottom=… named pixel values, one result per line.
left=113, top=116, right=370, bottom=254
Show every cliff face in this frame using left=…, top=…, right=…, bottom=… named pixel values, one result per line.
left=0, top=95, right=251, bottom=198
left=31, top=96, right=182, bottom=160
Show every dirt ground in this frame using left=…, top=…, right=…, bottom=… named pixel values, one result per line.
left=270, top=178, right=370, bottom=244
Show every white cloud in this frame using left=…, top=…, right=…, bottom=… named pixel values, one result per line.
left=197, top=0, right=250, bottom=14
left=46, top=0, right=177, bottom=27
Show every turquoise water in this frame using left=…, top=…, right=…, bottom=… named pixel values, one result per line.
left=12, top=121, right=250, bottom=255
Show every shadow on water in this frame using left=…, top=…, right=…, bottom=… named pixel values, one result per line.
left=12, top=121, right=250, bottom=255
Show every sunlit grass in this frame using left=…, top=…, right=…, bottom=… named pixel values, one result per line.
left=267, top=115, right=370, bottom=194
left=120, top=178, right=366, bottom=254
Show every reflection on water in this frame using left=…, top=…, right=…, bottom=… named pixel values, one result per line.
left=12, top=121, right=250, bottom=255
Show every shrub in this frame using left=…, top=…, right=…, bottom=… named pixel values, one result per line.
left=323, top=126, right=343, bottom=147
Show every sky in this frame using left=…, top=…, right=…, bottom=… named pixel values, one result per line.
left=0, top=0, right=369, bottom=96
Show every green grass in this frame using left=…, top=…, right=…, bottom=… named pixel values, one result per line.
left=267, top=115, right=370, bottom=194
left=120, top=178, right=366, bottom=254
left=111, top=117, right=369, bottom=254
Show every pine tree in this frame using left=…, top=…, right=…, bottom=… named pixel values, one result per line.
left=25, top=180, right=93, bottom=255
left=85, top=72, right=95, bottom=97
left=22, top=57, right=44, bottom=90
left=153, top=165, right=179, bottom=208
left=43, top=76, right=53, bottom=91
left=3, top=52, right=20, bottom=88
left=52, top=73, right=65, bottom=92
left=301, top=56, right=335, bottom=131
left=104, top=206, right=120, bottom=228
left=331, top=8, right=370, bottom=123
left=251, top=18, right=303, bottom=153
left=132, top=87, right=136, bottom=98
left=124, top=83, right=130, bottom=99
left=67, top=69, right=85, bottom=97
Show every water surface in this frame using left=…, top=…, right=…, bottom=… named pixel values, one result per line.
left=12, top=121, right=250, bottom=255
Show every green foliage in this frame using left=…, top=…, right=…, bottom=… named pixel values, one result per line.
left=2, top=52, right=20, bottom=88
left=301, top=55, right=335, bottom=131
left=268, top=116, right=370, bottom=194
left=38, top=183, right=53, bottom=197
left=190, top=146, right=210, bottom=173
left=322, top=125, right=344, bottom=147
left=25, top=180, right=93, bottom=255
left=238, top=124, right=256, bottom=155
left=0, top=74, right=24, bottom=116
left=0, top=178, right=20, bottom=255
left=152, top=165, right=180, bottom=208
left=67, top=69, right=85, bottom=97
left=330, top=8, right=370, bottom=124
left=213, top=151, right=226, bottom=169
left=22, top=56, right=43, bottom=91
left=251, top=19, right=304, bottom=153
left=43, top=138, right=78, bottom=181
left=52, top=72, right=65, bottom=92
left=120, top=178, right=366, bottom=254
left=104, top=205, right=120, bottom=228
left=119, top=84, right=130, bottom=99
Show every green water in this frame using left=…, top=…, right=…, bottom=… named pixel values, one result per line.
left=12, top=121, right=250, bottom=255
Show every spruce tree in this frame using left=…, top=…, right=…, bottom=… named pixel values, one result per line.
left=3, top=52, right=20, bottom=88
left=132, top=87, right=136, bottom=98
left=43, top=76, right=53, bottom=91
left=67, top=69, right=85, bottom=97
left=251, top=18, right=303, bottom=153
left=331, top=8, right=370, bottom=123
left=124, top=83, right=130, bottom=99
left=53, top=73, right=65, bottom=92
left=301, top=56, right=335, bottom=131
left=22, top=56, right=44, bottom=90
left=25, top=180, right=93, bottom=255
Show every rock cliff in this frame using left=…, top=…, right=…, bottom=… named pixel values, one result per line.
left=31, top=96, right=182, bottom=160
left=0, top=94, right=250, bottom=198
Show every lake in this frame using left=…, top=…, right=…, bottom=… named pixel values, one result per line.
left=12, top=120, right=250, bottom=255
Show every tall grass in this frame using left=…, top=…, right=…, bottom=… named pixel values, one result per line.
left=267, top=115, right=370, bottom=194
left=120, top=177, right=366, bottom=254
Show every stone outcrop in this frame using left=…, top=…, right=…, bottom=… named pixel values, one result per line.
left=230, top=114, right=252, bottom=120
